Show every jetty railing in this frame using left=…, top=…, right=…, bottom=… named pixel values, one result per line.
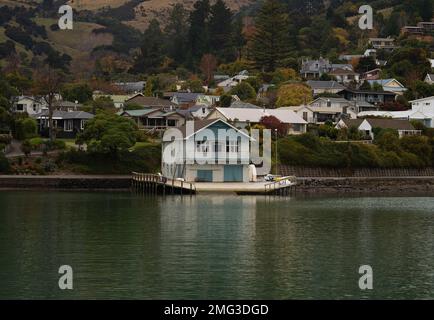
left=131, top=172, right=196, bottom=195
left=264, top=176, right=297, bottom=196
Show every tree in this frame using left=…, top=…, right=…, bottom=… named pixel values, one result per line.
left=229, top=82, right=256, bottom=101
left=188, top=0, right=211, bottom=65
left=133, top=19, right=165, bottom=74
left=165, top=3, right=189, bottom=65
left=276, top=83, right=313, bottom=107
left=209, top=0, right=233, bottom=61
left=250, top=0, right=291, bottom=72
left=356, top=56, right=377, bottom=73
left=76, top=113, right=137, bottom=157
left=62, top=83, right=93, bottom=103
left=32, top=67, right=64, bottom=141
left=219, top=94, right=233, bottom=108
left=200, top=54, right=217, bottom=85
left=259, top=115, right=289, bottom=137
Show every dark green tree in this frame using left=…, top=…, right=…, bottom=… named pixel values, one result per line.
left=188, top=0, right=211, bottom=65
left=209, top=0, right=233, bottom=62
left=133, top=19, right=165, bottom=74
left=164, top=3, right=189, bottom=65
left=250, top=0, right=291, bottom=72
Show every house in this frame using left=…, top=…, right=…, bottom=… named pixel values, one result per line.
left=161, top=119, right=253, bottom=182
left=92, top=94, right=133, bottom=109
left=402, top=22, right=434, bottom=35
left=306, top=80, right=345, bottom=95
left=300, top=57, right=353, bottom=79
left=360, top=68, right=382, bottom=81
left=425, top=74, right=434, bottom=85
left=217, top=70, right=250, bottom=92
left=183, top=105, right=211, bottom=119
left=119, top=108, right=187, bottom=132
left=410, top=96, right=434, bottom=114
left=125, top=94, right=178, bottom=111
left=329, top=68, right=360, bottom=84
left=336, top=118, right=421, bottom=139
left=368, top=37, right=397, bottom=50
left=339, top=54, right=364, bottom=62
left=357, top=96, right=434, bottom=128
left=338, top=88, right=396, bottom=105
left=206, top=107, right=307, bottom=135
left=33, top=110, right=94, bottom=139
left=12, top=96, right=47, bottom=115
left=287, top=97, right=357, bottom=124
left=53, top=100, right=83, bottom=112
left=114, top=81, right=146, bottom=93
left=366, top=79, right=407, bottom=95
left=165, top=92, right=221, bottom=109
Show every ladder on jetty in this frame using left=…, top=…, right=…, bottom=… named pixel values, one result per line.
left=131, top=172, right=196, bottom=196
left=264, top=176, right=297, bottom=196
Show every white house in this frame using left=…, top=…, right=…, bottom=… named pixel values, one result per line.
left=217, top=70, right=250, bottom=92
left=12, top=96, right=47, bottom=115
left=358, top=96, right=434, bottom=128
left=336, top=118, right=421, bottom=139
left=206, top=107, right=308, bottom=135
left=162, top=119, right=253, bottom=183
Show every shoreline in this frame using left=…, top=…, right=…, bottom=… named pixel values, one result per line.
left=1, top=175, right=434, bottom=195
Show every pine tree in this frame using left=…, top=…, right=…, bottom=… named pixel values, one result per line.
left=165, top=4, right=189, bottom=65
left=251, top=0, right=291, bottom=72
left=188, top=0, right=211, bottom=65
left=209, top=0, right=233, bottom=62
left=133, top=19, right=164, bottom=74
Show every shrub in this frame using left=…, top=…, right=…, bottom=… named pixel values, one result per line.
left=0, top=151, right=10, bottom=173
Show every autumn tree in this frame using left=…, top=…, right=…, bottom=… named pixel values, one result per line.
left=276, top=83, right=313, bottom=107
left=200, top=54, right=217, bottom=85
left=250, top=0, right=291, bottom=72
left=32, top=67, right=64, bottom=141
left=259, top=115, right=289, bottom=137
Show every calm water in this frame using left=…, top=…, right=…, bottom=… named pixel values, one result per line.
left=0, top=191, right=433, bottom=299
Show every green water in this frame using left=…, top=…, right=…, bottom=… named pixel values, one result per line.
left=0, top=191, right=433, bottom=299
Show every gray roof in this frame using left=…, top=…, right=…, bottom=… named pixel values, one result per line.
left=229, top=101, right=261, bottom=109
left=114, top=81, right=146, bottom=93
left=306, top=81, right=345, bottom=90
left=33, top=110, right=94, bottom=120
left=170, top=92, right=202, bottom=103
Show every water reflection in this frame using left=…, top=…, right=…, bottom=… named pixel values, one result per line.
left=0, top=192, right=433, bottom=299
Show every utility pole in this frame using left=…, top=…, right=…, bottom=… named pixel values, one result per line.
left=275, top=129, right=278, bottom=176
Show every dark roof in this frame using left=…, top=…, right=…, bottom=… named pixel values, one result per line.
left=169, top=92, right=202, bottom=103
left=53, top=100, right=82, bottom=108
left=341, top=119, right=364, bottom=128
left=339, top=88, right=396, bottom=96
left=126, top=95, right=177, bottom=107
left=306, top=80, right=345, bottom=90
left=365, top=118, right=415, bottom=131
left=33, top=110, right=94, bottom=120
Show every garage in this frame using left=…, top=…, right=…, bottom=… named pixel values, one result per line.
left=196, top=170, right=213, bottom=182
left=224, top=165, right=244, bottom=182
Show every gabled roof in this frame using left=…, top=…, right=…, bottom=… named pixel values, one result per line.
left=170, top=92, right=202, bottom=103
left=340, top=118, right=364, bottom=128
left=329, top=68, right=358, bottom=75
left=426, top=74, right=434, bottom=81
left=229, top=101, right=261, bottom=109
left=367, top=79, right=405, bottom=88
left=177, top=119, right=251, bottom=140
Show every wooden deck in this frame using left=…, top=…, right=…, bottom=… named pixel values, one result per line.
left=131, top=173, right=296, bottom=196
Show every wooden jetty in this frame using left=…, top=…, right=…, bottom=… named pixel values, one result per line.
left=131, top=173, right=296, bottom=196
left=131, top=172, right=196, bottom=195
